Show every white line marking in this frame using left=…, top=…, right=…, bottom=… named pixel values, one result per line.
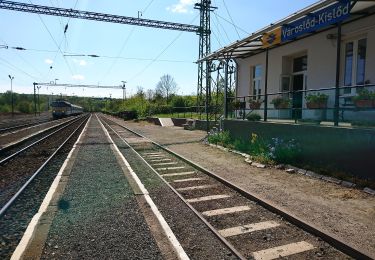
left=156, top=166, right=185, bottom=171
left=176, top=185, right=216, bottom=191
left=98, top=115, right=189, bottom=260
left=252, top=241, right=315, bottom=260
left=143, top=152, right=163, bottom=155
left=150, top=158, right=172, bottom=162
left=186, top=194, right=231, bottom=203
left=173, top=177, right=204, bottom=183
left=218, top=221, right=280, bottom=238
left=146, top=155, right=165, bottom=158
left=11, top=115, right=92, bottom=260
left=161, top=172, right=196, bottom=177
left=152, top=162, right=178, bottom=166
left=202, top=206, right=251, bottom=217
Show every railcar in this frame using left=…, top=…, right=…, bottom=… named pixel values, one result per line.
left=51, top=100, right=83, bottom=119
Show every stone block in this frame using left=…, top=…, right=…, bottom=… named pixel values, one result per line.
left=321, top=176, right=342, bottom=185
left=285, top=168, right=295, bottom=174
left=305, top=171, right=323, bottom=179
left=341, top=181, right=356, bottom=188
left=363, top=187, right=375, bottom=196
left=252, top=162, right=266, bottom=168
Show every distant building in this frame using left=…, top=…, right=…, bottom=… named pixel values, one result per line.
left=203, top=0, right=375, bottom=123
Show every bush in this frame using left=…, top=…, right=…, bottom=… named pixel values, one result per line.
left=208, top=131, right=232, bottom=146
left=268, top=138, right=302, bottom=164
left=246, top=113, right=261, bottom=121
left=18, top=101, right=32, bottom=113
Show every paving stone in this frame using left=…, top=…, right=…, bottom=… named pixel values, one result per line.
left=305, top=171, right=323, bottom=179
left=341, top=181, right=356, bottom=188
left=244, top=158, right=253, bottom=164
left=321, top=176, right=342, bottom=185
left=363, top=187, right=375, bottom=196
left=252, top=162, right=266, bottom=168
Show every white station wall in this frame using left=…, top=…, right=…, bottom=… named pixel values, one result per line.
left=236, top=15, right=375, bottom=97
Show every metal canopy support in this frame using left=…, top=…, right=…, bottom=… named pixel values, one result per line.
left=264, top=48, right=269, bottom=121
left=334, top=23, right=342, bottom=126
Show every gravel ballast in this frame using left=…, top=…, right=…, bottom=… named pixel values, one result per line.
left=105, top=115, right=375, bottom=255
left=40, top=116, right=162, bottom=259
left=102, top=118, right=239, bottom=260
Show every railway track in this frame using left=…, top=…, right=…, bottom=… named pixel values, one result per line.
left=0, top=115, right=83, bottom=160
left=99, top=114, right=374, bottom=260
left=0, top=118, right=52, bottom=135
left=0, top=115, right=89, bottom=259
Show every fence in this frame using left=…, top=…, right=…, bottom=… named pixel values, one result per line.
left=229, top=84, right=375, bottom=126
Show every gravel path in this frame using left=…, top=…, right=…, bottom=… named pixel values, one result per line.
left=41, top=116, right=162, bottom=259
left=106, top=115, right=375, bottom=255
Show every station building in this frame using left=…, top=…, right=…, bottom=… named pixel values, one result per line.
left=204, top=0, right=375, bottom=123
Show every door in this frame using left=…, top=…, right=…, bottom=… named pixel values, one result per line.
left=292, top=74, right=304, bottom=119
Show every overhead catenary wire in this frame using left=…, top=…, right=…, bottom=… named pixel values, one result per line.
left=222, top=0, right=241, bottom=39
left=27, top=0, right=75, bottom=76
left=100, top=0, right=156, bottom=82
left=128, top=14, right=199, bottom=82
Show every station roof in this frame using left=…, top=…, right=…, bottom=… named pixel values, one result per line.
left=200, top=0, right=375, bottom=62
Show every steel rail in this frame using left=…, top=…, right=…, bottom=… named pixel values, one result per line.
left=99, top=116, right=246, bottom=260
left=0, top=115, right=84, bottom=164
left=102, top=114, right=375, bottom=260
left=0, top=115, right=89, bottom=217
left=0, top=119, right=51, bottom=134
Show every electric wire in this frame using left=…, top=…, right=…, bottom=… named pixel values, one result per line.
left=27, top=0, right=75, bottom=76
left=100, top=0, right=155, bottom=82
left=213, top=11, right=249, bottom=35
left=222, top=0, right=241, bottom=39
left=128, top=14, right=199, bottom=82
left=0, top=38, right=44, bottom=79
left=0, top=57, right=37, bottom=80
left=213, top=10, right=231, bottom=44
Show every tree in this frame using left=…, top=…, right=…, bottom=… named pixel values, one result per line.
left=155, top=74, right=178, bottom=104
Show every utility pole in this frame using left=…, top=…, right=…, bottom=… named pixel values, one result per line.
left=8, top=75, right=14, bottom=117
left=121, top=81, right=127, bottom=103
left=37, top=85, right=41, bottom=115
left=33, top=83, right=37, bottom=116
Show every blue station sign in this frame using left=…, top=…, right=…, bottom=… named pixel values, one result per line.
left=281, top=0, right=351, bottom=42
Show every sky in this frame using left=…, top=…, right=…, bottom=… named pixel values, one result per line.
left=0, top=0, right=317, bottom=99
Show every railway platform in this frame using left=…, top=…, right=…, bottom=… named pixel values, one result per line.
left=13, top=115, right=165, bottom=259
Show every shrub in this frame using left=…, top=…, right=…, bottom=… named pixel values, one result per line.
left=246, top=113, right=261, bottom=121
left=305, top=93, right=328, bottom=103
left=208, top=131, right=232, bottom=146
left=270, top=96, right=291, bottom=108
left=268, top=137, right=301, bottom=164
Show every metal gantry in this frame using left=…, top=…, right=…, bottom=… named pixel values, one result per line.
left=1, top=0, right=220, bottom=126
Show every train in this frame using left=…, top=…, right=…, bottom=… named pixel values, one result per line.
left=51, top=100, right=84, bottom=119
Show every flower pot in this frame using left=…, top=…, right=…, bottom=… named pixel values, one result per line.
left=274, top=103, right=289, bottom=109
left=354, top=99, right=374, bottom=108
left=306, top=101, right=327, bottom=109
left=249, top=102, right=261, bottom=109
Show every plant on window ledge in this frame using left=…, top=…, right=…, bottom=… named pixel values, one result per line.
left=305, top=93, right=328, bottom=109
left=352, top=89, right=375, bottom=108
left=270, top=96, right=291, bottom=109
left=249, top=99, right=262, bottom=109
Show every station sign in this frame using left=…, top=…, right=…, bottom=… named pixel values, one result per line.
left=281, top=0, right=351, bottom=42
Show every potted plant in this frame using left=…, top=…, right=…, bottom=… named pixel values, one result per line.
left=271, top=96, right=291, bottom=109
left=305, top=93, right=329, bottom=109
left=249, top=99, right=262, bottom=109
left=352, top=89, right=375, bottom=108
left=232, top=100, right=242, bottom=110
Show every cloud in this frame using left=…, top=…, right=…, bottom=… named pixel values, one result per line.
left=44, top=58, right=54, bottom=64
left=166, top=0, right=195, bottom=13
left=72, top=74, right=85, bottom=81
left=73, top=59, right=87, bottom=66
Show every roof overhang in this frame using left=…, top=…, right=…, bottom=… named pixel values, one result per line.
left=200, top=0, right=375, bottom=62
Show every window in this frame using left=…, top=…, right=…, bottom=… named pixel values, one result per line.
left=343, top=38, right=367, bottom=90
left=293, top=56, right=307, bottom=73
left=344, top=42, right=353, bottom=86
left=356, top=38, right=367, bottom=85
left=252, top=65, right=262, bottom=100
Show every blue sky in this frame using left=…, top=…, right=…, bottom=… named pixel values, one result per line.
left=0, top=0, right=317, bottom=98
